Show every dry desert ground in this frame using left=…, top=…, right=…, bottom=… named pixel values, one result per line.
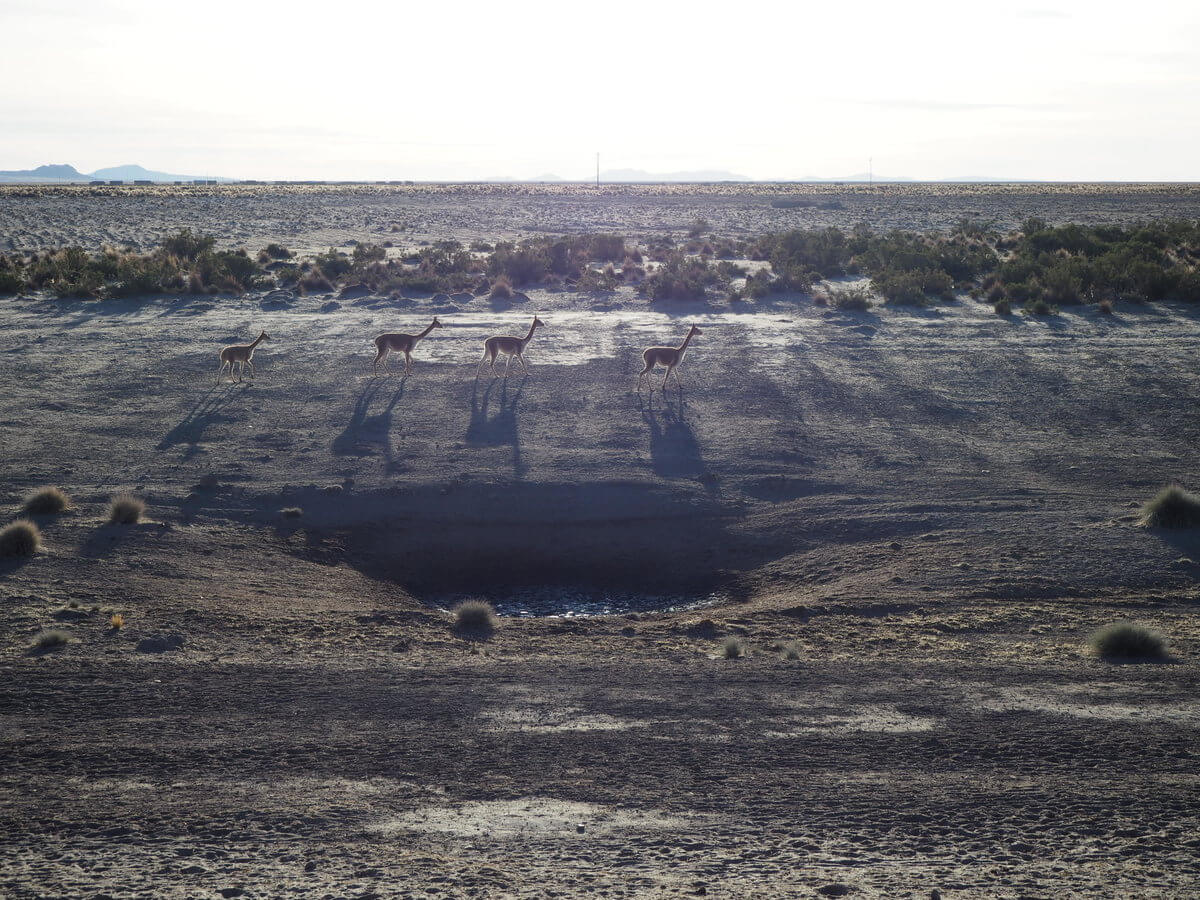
left=1, top=184, right=1199, bottom=898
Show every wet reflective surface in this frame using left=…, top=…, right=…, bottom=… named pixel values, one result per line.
left=433, top=587, right=728, bottom=618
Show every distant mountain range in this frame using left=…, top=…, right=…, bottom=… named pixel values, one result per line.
left=0, top=163, right=235, bottom=183
left=1, top=162, right=1044, bottom=184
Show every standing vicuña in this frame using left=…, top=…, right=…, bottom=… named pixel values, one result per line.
left=478, top=316, right=545, bottom=377
left=373, top=317, right=442, bottom=376
left=638, top=324, right=701, bottom=392
left=217, top=330, right=269, bottom=383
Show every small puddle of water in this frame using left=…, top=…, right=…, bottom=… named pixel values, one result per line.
left=433, top=587, right=728, bottom=617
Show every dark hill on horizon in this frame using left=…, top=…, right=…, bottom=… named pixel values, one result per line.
left=0, top=163, right=234, bottom=183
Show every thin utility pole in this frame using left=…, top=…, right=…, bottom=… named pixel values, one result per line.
left=869, top=157, right=873, bottom=188
left=596, top=152, right=600, bottom=187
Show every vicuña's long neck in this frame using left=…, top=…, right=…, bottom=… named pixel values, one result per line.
left=249, top=334, right=265, bottom=350
left=415, top=320, right=438, bottom=341
left=677, top=330, right=695, bottom=352
left=522, top=320, right=539, bottom=345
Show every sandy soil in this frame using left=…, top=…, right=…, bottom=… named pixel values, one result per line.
left=4, top=182, right=1200, bottom=252
left=2, top=189, right=1200, bottom=897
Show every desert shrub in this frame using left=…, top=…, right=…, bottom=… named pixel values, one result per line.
left=1139, top=485, right=1200, bottom=528
left=0, top=519, right=41, bottom=557
left=281, top=507, right=303, bottom=518
left=313, top=249, right=353, bottom=278
left=640, top=254, right=719, bottom=302
left=261, top=243, right=292, bottom=260
left=873, top=268, right=953, bottom=304
left=722, top=637, right=744, bottom=659
left=109, top=494, right=145, bottom=524
left=453, top=600, right=496, bottom=637
left=586, top=234, right=626, bottom=261
left=110, top=613, right=125, bottom=629
left=470, top=240, right=494, bottom=252
left=994, top=298, right=1012, bottom=315
left=781, top=642, right=802, bottom=661
left=299, top=268, right=334, bottom=293
left=1088, top=622, right=1167, bottom=660
left=0, top=266, right=24, bottom=294
left=161, top=229, right=215, bottom=261
left=352, top=243, right=387, bottom=265
left=687, top=219, right=710, bottom=238
left=827, top=285, right=872, bottom=311
left=716, top=260, right=748, bottom=279
left=23, top=486, right=70, bottom=515
left=31, top=629, right=70, bottom=651
left=489, top=274, right=514, bottom=299
left=1024, top=298, right=1054, bottom=316
left=1099, top=299, right=1114, bottom=315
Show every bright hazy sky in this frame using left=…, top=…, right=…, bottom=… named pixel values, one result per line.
left=2, top=0, right=1198, bottom=181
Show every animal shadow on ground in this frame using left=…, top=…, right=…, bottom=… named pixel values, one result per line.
left=639, top=389, right=714, bottom=492
left=332, top=379, right=408, bottom=472
left=465, top=375, right=527, bottom=479
left=157, top=384, right=249, bottom=457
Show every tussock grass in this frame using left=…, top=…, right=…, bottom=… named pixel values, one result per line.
left=22, top=486, right=70, bottom=515
left=109, top=494, right=145, bottom=524
left=0, top=519, right=41, bottom=557
left=489, top=275, right=514, bottom=300
left=722, top=637, right=744, bottom=659
left=109, top=613, right=125, bottom=629
left=31, top=629, right=70, bottom=651
left=281, top=507, right=303, bottom=518
left=1139, top=485, right=1200, bottom=529
left=1088, top=622, right=1167, bottom=660
left=453, top=600, right=497, bottom=637
left=781, top=642, right=802, bottom=661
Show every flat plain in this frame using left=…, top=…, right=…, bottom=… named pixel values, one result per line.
left=1, top=183, right=1198, bottom=898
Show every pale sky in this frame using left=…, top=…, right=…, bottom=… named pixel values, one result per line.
left=2, top=0, right=1198, bottom=181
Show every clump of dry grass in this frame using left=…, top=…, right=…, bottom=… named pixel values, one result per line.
left=23, top=486, right=70, bottom=515
left=281, top=507, right=303, bottom=518
left=722, top=637, right=744, bottom=659
left=781, top=642, right=802, bottom=661
left=0, top=519, right=41, bottom=557
left=31, top=629, right=70, bottom=651
left=1088, top=622, right=1167, bottom=660
left=109, top=494, right=145, bottom=524
left=489, top=275, right=514, bottom=300
left=1098, top=299, right=1114, bottom=315
left=453, top=600, right=497, bottom=638
left=109, top=613, right=125, bottom=629
left=1139, top=485, right=1200, bottom=529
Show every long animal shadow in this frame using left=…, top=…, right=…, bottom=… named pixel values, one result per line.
left=333, top=379, right=408, bottom=470
left=466, top=375, right=527, bottom=479
left=640, top=389, right=711, bottom=489
left=157, top=383, right=249, bottom=457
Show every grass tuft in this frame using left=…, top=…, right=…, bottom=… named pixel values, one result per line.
left=781, top=642, right=802, bottom=661
left=31, top=629, right=70, bottom=651
left=722, top=636, right=744, bottom=659
left=1139, top=485, right=1200, bottom=529
left=109, top=494, right=145, bottom=524
left=281, top=507, right=304, bottom=519
left=1088, top=622, right=1167, bottom=660
left=0, top=519, right=41, bottom=557
left=23, top=486, right=70, bottom=515
left=453, top=600, right=497, bottom=638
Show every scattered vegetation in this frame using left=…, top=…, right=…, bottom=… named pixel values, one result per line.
left=281, top=507, right=304, bottom=519
left=453, top=600, right=497, bottom=637
left=781, top=642, right=802, bottom=661
left=722, top=637, right=744, bottom=659
left=31, top=629, right=70, bottom=652
left=1139, top=485, right=1200, bottom=529
left=0, top=519, right=41, bottom=557
left=6, top=220, right=1198, bottom=309
left=22, top=486, right=70, bottom=515
left=824, top=285, right=872, bottom=311
left=1088, top=622, right=1168, bottom=660
left=109, top=494, right=145, bottom=524
left=110, top=613, right=125, bottom=629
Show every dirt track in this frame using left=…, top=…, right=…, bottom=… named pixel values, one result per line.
left=3, top=189, right=1200, bottom=897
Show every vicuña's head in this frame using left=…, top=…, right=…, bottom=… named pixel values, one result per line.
left=533, top=315, right=546, bottom=327
left=431, top=316, right=443, bottom=328
left=257, top=330, right=270, bottom=341
left=689, top=324, right=702, bottom=336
